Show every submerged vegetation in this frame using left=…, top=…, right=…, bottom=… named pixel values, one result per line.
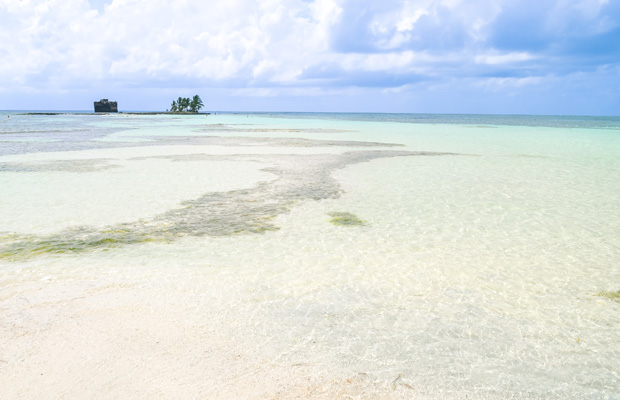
left=0, top=149, right=446, bottom=261
left=169, top=94, right=204, bottom=113
left=328, top=212, right=365, bottom=226
left=596, top=290, right=620, bottom=301
left=0, top=228, right=159, bottom=261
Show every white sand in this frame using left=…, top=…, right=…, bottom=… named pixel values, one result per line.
left=0, top=263, right=431, bottom=400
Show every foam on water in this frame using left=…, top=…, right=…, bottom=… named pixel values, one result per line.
left=1, top=112, right=619, bottom=399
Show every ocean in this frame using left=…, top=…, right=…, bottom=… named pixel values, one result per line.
left=1, top=111, right=619, bottom=399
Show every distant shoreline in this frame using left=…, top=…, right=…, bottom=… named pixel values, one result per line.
left=16, top=112, right=211, bottom=116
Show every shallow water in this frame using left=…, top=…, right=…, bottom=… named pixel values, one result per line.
left=1, top=111, right=619, bottom=398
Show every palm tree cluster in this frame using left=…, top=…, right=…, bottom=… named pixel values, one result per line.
left=170, top=95, right=204, bottom=113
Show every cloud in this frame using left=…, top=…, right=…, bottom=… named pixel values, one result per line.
left=475, top=52, right=535, bottom=65
left=489, top=0, right=620, bottom=54
left=0, top=0, right=618, bottom=113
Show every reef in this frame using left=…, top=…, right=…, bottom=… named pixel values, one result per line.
left=0, top=135, right=462, bottom=261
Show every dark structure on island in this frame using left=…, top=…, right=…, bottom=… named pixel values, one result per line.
left=94, top=99, right=118, bottom=113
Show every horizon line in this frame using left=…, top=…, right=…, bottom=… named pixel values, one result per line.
left=2, top=110, right=620, bottom=118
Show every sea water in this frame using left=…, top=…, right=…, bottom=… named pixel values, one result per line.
left=1, top=111, right=619, bottom=399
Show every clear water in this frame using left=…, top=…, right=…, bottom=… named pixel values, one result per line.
left=1, top=111, right=619, bottom=398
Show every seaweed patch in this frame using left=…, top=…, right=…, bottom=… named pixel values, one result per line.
left=0, top=148, right=458, bottom=261
left=328, top=212, right=365, bottom=227
left=0, top=159, right=119, bottom=173
left=0, top=228, right=158, bottom=261
left=596, top=290, right=620, bottom=302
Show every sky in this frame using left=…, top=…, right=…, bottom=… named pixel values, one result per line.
left=0, top=0, right=619, bottom=114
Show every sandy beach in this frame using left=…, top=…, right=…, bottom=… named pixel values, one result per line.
left=1, top=262, right=445, bottom=399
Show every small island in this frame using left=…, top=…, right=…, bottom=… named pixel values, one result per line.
left=168, top=95, right=203, bottom=113
left=19, top=96, right=208, bottom=116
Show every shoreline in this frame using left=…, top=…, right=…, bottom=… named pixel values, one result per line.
left=16, top=112, right=211, bottom=116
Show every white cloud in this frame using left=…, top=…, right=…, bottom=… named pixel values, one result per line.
left=0, top=0, right=619, bottom=113
left=0, top=0, right=333, bottom=86
left=0, top=0, right=590, bottom=89
left=475, top=51, right=535, bottom=65
left=475, top=76, right=545, bottom=91
left=396, top=8, right=429, bottom=32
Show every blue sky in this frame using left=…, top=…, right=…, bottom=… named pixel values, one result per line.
left=1, top=0, right=619, bottom=114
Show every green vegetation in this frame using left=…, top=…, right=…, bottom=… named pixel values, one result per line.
left=328, top=212, right=365, bottom=226
left=597, top=290, right=620, bottom=301
left=0, top=230, right=158, bottom=262
left=170, top=94, right=204, bottom=113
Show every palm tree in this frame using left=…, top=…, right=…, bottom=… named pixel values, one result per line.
left=168, top=95, right=203, bottom=113
left=190, top=95, right=204, bottom=112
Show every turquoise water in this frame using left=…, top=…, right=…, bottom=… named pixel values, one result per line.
left=1, top=111, right=620, bottom=398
